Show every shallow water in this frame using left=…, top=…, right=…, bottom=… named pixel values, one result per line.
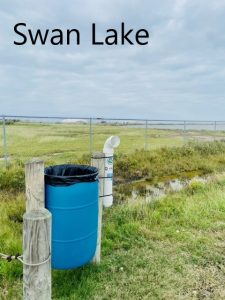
left=116, top=175, right=211, bottom=204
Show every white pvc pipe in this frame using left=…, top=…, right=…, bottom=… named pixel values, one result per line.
left=103, top=136, right=120, bottom=207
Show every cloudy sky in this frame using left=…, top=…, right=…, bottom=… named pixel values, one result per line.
left=0, top=0, right=225, bottom=120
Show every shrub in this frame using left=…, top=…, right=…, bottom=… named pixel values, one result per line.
left=0, top=165, right=24, bottom=191
left=186, top=181, right=206, bottom=195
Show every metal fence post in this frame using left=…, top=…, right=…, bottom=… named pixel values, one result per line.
left=183, top=121, right=186, bottom=142
left=89, top=118, right=93, bottom=154
left=2, top=116, right=8, bottom=167
left=214, top=121, right=217, bottom=141
left=144, top=120, right=148, bottom=150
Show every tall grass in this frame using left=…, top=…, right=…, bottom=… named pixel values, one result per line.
left=115, top=141, right=225, bottom=182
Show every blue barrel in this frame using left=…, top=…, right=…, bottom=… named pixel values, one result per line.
left=45, top=164, right=98, bottom=270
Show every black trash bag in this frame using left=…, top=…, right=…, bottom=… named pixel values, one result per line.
left=45, top=164, right=98, bottom=186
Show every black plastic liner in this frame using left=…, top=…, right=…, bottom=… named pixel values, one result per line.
left=45, top=164, right=98, bottom=186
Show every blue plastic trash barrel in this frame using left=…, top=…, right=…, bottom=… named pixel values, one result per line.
left=45, top=164, right=99, bottom=270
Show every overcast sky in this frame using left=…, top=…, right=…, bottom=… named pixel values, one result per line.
left=0, top=0, right=225, bottom=120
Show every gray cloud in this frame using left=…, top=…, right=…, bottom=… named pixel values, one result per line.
left=0, top=0, right=225, bottom=119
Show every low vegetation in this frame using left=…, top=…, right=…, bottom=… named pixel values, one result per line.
left=115, top=141, right=225, bottom=183
left=1, top=141, right=225, bottom=299
left=1, top=122, right=224, bottom=165
left=1, top=174, right=225, bottom=299
left=2, top=141, right=225, bottom=193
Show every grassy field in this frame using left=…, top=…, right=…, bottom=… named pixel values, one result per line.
left=0, top=122, right=224, bottom=165
left=1, top=124, right=225, bottom=299
left=1, top=175, right=225, bottom=299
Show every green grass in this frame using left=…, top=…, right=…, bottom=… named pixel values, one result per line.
left=1, top=122, right=225, bottom=165
left=1, top=124, right=225, bottom=299
left=0, top=122, right=183, bottom=164
left=1, top=176, right=225, bottom=299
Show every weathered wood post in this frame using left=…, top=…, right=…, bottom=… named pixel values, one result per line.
left=23, top=159, right=52, bottom=300
left=91, top=152, right=105, bottom=264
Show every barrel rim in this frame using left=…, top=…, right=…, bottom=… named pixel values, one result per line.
left=45, top=164, right=98, bottom=179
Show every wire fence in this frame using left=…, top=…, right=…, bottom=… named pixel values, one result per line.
left=1, top=115, right=225, bottom=167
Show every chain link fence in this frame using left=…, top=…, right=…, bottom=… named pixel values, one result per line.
left=1, top=115, right=225, bottom=167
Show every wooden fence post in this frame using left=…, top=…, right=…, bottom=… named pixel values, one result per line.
left=91, top=152, right=105, bottom=264
left=25, top=159, right=45, bottom=211
left=23, top=159, right=52, bottom=300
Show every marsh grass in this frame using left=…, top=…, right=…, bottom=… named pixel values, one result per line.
left=115, top=141, right=225, bottom=183
left=2, top=141, right=225, bottom=194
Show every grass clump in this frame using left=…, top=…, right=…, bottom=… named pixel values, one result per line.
left=0, top=165, right=24, bottom=192
left=186, top=181, right=206, bottom=195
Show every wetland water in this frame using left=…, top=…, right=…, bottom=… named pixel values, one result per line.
left=115, top=175, right=211, bottom=204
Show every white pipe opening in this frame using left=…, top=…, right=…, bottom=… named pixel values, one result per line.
left=103, top=136, right=120, bottom=154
